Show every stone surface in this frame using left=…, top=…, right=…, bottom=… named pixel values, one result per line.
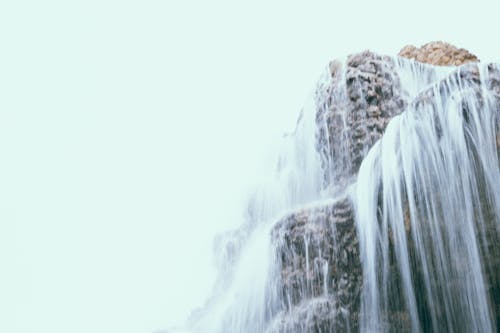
left=271, top=197, right=361, bottom=332
left=315, top=51, right=407, bottom=188
left=266, top=297, right=350, bottom=333
left=399, top=41, right=479, bottom=66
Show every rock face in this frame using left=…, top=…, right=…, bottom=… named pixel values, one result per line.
left=398, top=41, right=479, bottom=66
left=270, top=198, right=361, bottom=332
left=315, top=51, right=407, bottom=187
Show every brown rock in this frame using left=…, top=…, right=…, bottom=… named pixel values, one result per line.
left=315, top=51, right=407, bottom=187
left=399, top=41, right=479, bottom=66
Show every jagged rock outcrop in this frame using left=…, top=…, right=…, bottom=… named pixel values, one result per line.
left=315, top=51, right=407, bottom=187
left=399, top=41, right=479, bottom=66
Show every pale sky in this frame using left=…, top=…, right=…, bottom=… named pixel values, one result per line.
left=1, top=1, right=498, bottom=332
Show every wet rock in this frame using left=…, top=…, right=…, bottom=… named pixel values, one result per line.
left=271, top=197, right=362, bottom=330
left=315, top=51, right=407, bottom=188
left=266, top=297, right=355, bottom=333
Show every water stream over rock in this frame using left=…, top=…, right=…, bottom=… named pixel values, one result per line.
left=182, top=44, right=500, bottom=332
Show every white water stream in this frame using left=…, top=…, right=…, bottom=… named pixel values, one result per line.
left=355, top=61, right=500, bottom=332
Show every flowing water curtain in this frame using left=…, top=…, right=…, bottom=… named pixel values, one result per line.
left=354, top=62, right=500, bottom=332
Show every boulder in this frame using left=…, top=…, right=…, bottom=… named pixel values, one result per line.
left=399, top=41, right=479, bottom=66
left=315, top=51, right=407, bottom=187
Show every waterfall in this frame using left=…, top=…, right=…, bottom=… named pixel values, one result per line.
left=181, top=51, right=500, bottom=332
left=355, top=61, right=500, bottom=332
left=186, top=92, right=328, bottom=333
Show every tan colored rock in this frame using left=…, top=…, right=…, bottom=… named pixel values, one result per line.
left=399, top=41, right=479, bottom=66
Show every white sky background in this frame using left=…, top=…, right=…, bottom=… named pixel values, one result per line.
left=1, top=1, right=498, bottom=332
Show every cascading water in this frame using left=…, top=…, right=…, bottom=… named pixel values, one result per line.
left=181, top=49, right=500, bottom=333
left=186, top=92, right=328, bottom=333
left=355, top=61, right=500, bottom=332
